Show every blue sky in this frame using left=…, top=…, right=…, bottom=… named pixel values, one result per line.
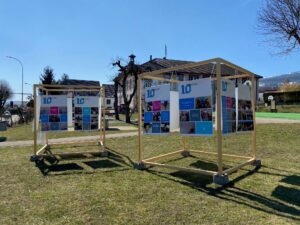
left=0, top=0, right=300, bottom=100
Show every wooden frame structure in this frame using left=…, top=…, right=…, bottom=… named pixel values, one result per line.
left=31, top=84, right=108, bottom=161
left=136, top=57, right=261, bottom=185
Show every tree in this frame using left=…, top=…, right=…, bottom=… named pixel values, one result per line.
left=279, top=82, right=300, bottom=91
left=258, top=0, right=300, bottom=54
left=57, top=73, right=69, bottom=85
left=40, top=66, right=56, bottom=84
left=0, top=80, right=12, bottom=120
left=112, top=54, right=141, bottom=123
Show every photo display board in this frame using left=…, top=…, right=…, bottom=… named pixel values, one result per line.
left=74, top=96, right=100, bottom=131
left=237, top=83, right=254, bottom=132
left=179, top=78, right=213, bottom=136
left=221, top=79, right=236, bottom=134
left=40, top=95, right=68, bottom=131
left=144, top=84, right=170, bottom=134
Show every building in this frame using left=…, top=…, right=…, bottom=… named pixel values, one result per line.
left=115, top=56, right=262, bottom=111
left=102, top=84, right=115, bottom=109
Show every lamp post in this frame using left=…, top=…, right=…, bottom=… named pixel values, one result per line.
left=6, top=56, right=24, bottom=108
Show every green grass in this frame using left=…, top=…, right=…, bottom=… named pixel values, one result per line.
left=0, top=124, right=300, bottom=224
left=256, top=112, right=300, bottom=120
left=0, top=122, right=136, bottom=141
left=257, top=104, right=300, bottom=113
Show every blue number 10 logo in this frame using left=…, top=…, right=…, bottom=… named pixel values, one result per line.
left=181, top=84, right=191, bottom=94
left=43, top=97, right=52, bottom=104
left=147, top=89, right=155, bottom=98
left=77, top=98, right=84, bottom=104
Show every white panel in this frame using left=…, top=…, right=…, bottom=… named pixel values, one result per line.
left=170, top=91, right=179, bottom=131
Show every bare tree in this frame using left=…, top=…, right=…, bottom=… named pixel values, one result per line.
left=0, top=80, right=13, bottom=120
left=112, top=54, right=141, bottom=123
left=258, top=0, right=300, bottom=53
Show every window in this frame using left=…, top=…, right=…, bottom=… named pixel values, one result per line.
left=188, top=75, right=200, bottom=80
left=106, top=99, right=111, bottom=105
left=177, top=74, right=184, bottom=81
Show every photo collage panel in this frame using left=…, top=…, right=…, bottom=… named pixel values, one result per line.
left=179, top=96, right=213, bottom=135
left=144, top=100, right=170, bottom=134
left=40, top=106, right=68, bottom=131
left=238, top=100, right=253, bottom=132
left=222, top=96, right=236, bottom=134
left=75, top=107, right=99, bottom=131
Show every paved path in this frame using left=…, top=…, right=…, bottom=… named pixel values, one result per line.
left=256, top=118, right=300, bottom=124
left=0, top=132, right=138, bottom=148
left=1, top=118, right=299, bottom=148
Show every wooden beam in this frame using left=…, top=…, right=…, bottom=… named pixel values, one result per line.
left=142, top=75, right=180, bottom=83
left=251, top=75, right=257, bottom=159
left=188, top=150, right=253, bottom=160
left=33, top=84, right=37, bottom=155
left=140, top=58, right=220, bottom=78
left=142, top=161, right=217, bottom=176
left=143, top=150, right=184, bottom=162
left=138, top=77, right=143, bottom=162
left=223, top=158, right=255, bottom=175
left=216, top=62, right=223, bottom=175
left=218, top=58, right=256, bottom=77
left=36, top=144, right=49, bottom=155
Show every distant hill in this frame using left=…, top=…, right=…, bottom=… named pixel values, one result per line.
left=259, top=72, right=300, bottom=92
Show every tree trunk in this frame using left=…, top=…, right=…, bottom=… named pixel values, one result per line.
left=125, top=104, right=131, bottom=123
left=114, top=81, right=120, bottom=120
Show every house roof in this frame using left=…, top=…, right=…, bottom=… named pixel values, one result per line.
left=140, top=58, right=262, bottom=79
left=64, top=79, right=100, bottom=86
left=102, top=84, right=115, bottom=97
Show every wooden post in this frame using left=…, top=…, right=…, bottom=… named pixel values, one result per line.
left=216, top=62, right=223, bottom=175
left=99, top=88, right=103, bottom=144
left=33, top=85, right=37, bottom=155
left=45, top=90, right=49, bottom=145
left=251, top=75, right=257, bottom=159
left=137, top=77, right=143, bottom=162
left=102, top=87, right=106, bottom=146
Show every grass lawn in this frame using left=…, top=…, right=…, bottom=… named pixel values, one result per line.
left=256, top=112, right=300, bottom=120
left=257, top=104, right=300, bottom=113
left=0, top=121, right=136, bottom=141
left=0, top=124, right=300, bottom=224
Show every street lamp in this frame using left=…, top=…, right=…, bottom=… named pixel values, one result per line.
left=6, top=56, right=24, bottom=108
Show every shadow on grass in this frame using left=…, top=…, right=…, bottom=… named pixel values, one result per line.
left=272, top=185, right=300, bottom=207
left=84, top=159, right=121, bottom=169
left=148, top=166, right=300, bottom=221
left=34, top=147, right=133, bottom=176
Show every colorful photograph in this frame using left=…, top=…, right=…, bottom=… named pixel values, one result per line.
left=75, top=107, right=82, bottom=114
left=91, top=107, right=98, bottom=115
left=200, top=109, right=212, bottom=121
left=152, top=112, right=161, bottom=122
left=49, top=115, right=60, bottom=122
left=161, top=101, right=170, bottom=111
left=59, top=123, right=68, bottom=130
left=83, top=123, right=90, bottom=130
left=190, top=110, right=200, bottom=121
left=180, top=122, right=195, bottom=134
left=180, top=111, right=190, bottom=121
left=75, top=121, right=82, bottom=130
left=161, top=123, right=170, bottom=133
left=50, top=107, right=59, bottom=115
left=59, top=107, right=67, bottom=114
left=152, top=101, right=161, bottom=111
left=41, top=123, right=49, bottom=131
left=152, top=122, right=161, bottom=133
left=40, top=107, right=49, bottom=115
left=146, top=102, right=153, bottom=112
left=195, top=96, right=211, bottom=109
left=160, top=111, right=170, bottom=122
left=50, top=122, right=60, bottom=130
left=144, top=123, right=152, bottom=133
